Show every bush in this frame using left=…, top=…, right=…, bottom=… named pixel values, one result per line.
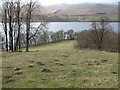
left=75, top=30, right=118, bottom=52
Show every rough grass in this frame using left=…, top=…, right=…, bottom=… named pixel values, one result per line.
left=2, top=40, right=118, bottom=88
left=0, top=52, right=2, bottom=89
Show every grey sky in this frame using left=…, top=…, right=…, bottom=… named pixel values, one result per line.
left=39, top=0, right=119, bottom=6
left=0, top=0, right=119, bottom=6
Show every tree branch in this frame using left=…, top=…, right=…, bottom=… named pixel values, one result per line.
left=28, top=23, right=46, bottom=40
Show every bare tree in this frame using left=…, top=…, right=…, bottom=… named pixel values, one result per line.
left=25, top=0, right=47, bottom=51
left=7, top=1, right=15, bottom=52
left=2, top=2, right=8, bottom=51
left=67, top=29, right=74, bottom=40
left=0, top=33, right=4, bottom=51
left=40, top=30, right=49, bottom=44
left=25, top=0, right=38, bottom=51
left=90, top=17, right=112, bottom=51
left=26, top=1, right=32, bottom=52
left=14, top=0, right=21, bottom=52
left=1, top=0, right=51, bottom=52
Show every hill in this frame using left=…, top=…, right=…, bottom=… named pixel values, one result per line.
left=2, top=40, right=118, bottom=88
left=42, top=3, right=118, bottom=21
left=0, top=3, right=118, bottom=22
left=44, top=4, right=118, bottom=15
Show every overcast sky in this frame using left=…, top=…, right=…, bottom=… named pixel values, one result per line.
left=39, top=0, right=119, bottom=6
left=0, top=0, right=119, bottom=6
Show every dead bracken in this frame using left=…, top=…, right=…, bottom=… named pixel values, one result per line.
left=13, top=70, right=23, bottom=75
left=101, top=59, right=108, bottom=63
left=96, top=63, right=101, bottom=65
left=14, top=67, right=22, bottom=71
left=62, top=54, right=68, bottom=57
left=111, top=71, right=117, bottom=74
left=87, top=63, right=94, bottom=65
left=28, top=64, right=34, bottom=67
left=54, top=59, right=59, bottom=61
left=71, top=64, right=77, bottom=65
left=36, top=61, right=45, bottom=66
left=59, top=64, right=64, bottom=66
left=4, top=79, right=15, bottom=84
left=4, top=75, right=12, bottom=79
left=41, top=69, right=52, bottom=73
left=55, top=62, right=60, bottom=65
left=41, top=78, right=47, bottom=81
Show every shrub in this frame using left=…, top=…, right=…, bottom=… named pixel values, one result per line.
left=75, top=30, right=118, bottom=52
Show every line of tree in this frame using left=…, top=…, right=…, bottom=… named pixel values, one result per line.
left=15, top=29, right=76, bottom=47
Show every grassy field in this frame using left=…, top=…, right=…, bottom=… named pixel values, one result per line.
left=2, top=40, right=118, bottom=88
left=83, top=14, right=118, bottom=21
left=0, top=52, right=2, bottom=89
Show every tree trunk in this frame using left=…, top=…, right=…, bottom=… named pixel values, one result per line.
left=15, top=1, right=21, bottom=52
left=9, top=15, right=13, bottom=52
left=4, top=8, right=8, bottom=51
left=26, top=2, right=32, bottom=52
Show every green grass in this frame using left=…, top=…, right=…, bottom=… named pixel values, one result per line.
left=0, top=52, right=2, bottom=89
left=2, top=40, right=118, bottom=88
left=83, top=14, right=118, bottom=21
